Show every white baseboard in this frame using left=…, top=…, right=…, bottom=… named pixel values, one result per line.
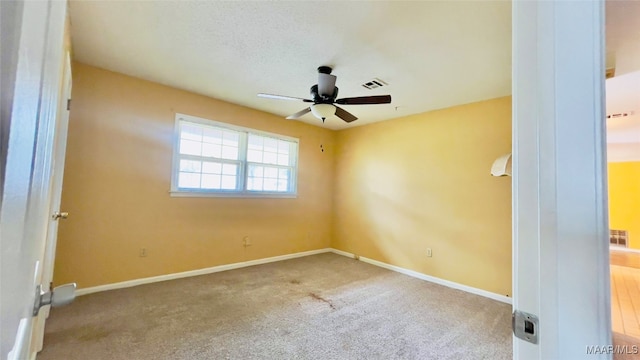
left=610, top=246, right=640, bottom=254
left=76, top=248, right=332, bottom=296
left=76, top=247, right=512, bottom=305
left=329, top=248, right=357, bottom=259
left=329, top=249, right=512, bottom=305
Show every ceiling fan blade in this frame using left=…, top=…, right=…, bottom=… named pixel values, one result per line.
left=318, top=73, right=337, bottom=97
left=335, top=106, right=358, bottom=123
left=258, top=93, right=313, bottom=102
left=286, top=107, right=311, bottom=120
left=335, top=95, right=392, bottom=105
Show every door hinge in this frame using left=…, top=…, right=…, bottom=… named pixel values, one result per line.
left=513, top=310, right=539, bottom=344
left=66, top=98, right=71, bottom=111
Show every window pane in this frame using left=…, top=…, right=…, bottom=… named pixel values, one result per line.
left=247, top=149, right=262, bottom=162
left=249, top=165, right=263, bottom=177
left=223, top=131, right=239, bottom=146
left=277, top=154, right=289, bottom=166
left=202, top=128, right=223, bottom=144
left=221, top=175, right=236, bottom=190
left=201, top=174, right=221, bottom=189
left=277, top=179, right=289, bottom=191
left=221, top=146, right=238, bottom=160
left=202, top=143, right=222, bottom=158
left=178, top=172, right=201, bottom=188
left=174, top=119, right=298, bottom=195
left=264, top=167, right=278, bottom=178
left=180, top=139, right=201, bottom=156
left=222, top=163, right=237, bottom=175
left=264, top=138, right=278, bottom=153
left=278, top=140, right=290, bottom=154
left=248, top=134, right=263, bottom=150
left=181, top=123, right=202, bottom=141
left=202, top=162, right=222, bottom=174
left=179, top=159, right=201, bottom=172
left=248, top=177, right=262, bottom=191
left=263, top=152, right=277, bottom=165
left=263, top=178, right=277, bottom=191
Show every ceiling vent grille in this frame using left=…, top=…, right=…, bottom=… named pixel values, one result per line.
left=606, top=111, right=634, bottom=119
left=361, top=78, right=388, bottom=90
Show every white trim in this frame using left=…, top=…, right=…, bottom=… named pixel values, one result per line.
left=512, top=1, right=610, bottom=358
left=168, top=190, right=297, bottom=199
left=77, top=248, right=513, bottom=306
left=76, top=248, right=332, bottom=296
left=610, top=246, right=640, bottom=254
left=329, top=249, right=512, bottom=305
left=176, top=113, right=300, bottom=143
left=329, top=248, right=357, bottom=259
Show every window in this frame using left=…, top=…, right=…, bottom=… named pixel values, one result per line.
left=171, top=114, right=298, bottom=197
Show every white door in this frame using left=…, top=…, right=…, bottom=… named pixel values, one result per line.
left=512, top=1, right=611, bottom=359
left=0, top=1, right=68, bottom=359
left=30, top=52, right=73, bottom=356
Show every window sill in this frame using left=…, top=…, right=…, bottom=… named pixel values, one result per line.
left=168, top=190, right=298, bottom=199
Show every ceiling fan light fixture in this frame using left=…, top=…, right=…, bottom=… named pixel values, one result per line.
left=310, top=104, right=336, bottom=122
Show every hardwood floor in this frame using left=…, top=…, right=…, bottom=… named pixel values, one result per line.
left=611, top=250, right=640, bottom=340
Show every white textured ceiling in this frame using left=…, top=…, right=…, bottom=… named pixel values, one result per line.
left=68, top=1, right=512, bottom=130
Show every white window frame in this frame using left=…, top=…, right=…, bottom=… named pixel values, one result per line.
left=170, top=113, right=298, bottom=198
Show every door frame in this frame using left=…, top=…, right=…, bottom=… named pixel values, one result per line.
left=512, top=1, right=611, bottom=359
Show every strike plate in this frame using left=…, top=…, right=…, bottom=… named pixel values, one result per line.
left=513, top=310, right=539, bottom=344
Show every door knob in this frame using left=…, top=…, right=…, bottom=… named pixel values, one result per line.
left=52, top=211, right=68, bottom=220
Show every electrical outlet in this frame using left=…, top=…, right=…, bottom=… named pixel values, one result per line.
left=139, top=248, right=147, bottom=257
left=426, top=248, right=432, bottom=257
left=243, top=236, right=252, bottom=247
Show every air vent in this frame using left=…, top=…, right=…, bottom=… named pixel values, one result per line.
left=361, top=78, right=388, bottom=90
left=610, top=229, right=629, bottom=247
left=606, top=111, right=635, bottom=119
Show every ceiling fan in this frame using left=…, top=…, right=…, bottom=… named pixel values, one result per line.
left=258, top=66, right=392, bottom=123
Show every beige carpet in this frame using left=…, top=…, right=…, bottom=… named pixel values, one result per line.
left=38, top=253, right=512, bottom=360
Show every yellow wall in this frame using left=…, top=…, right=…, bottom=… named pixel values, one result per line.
left=332, top=97, right=512, bottom=296
left=608, top=161, right=640, bottom=249
left=54, top=63, right=335, bottom=288
left=57, top=63, right=512, bottom=295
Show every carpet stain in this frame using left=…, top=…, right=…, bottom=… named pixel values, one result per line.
left=77, top=326, right=112, bottom=342
left=308, top=292, right=336, bottom=310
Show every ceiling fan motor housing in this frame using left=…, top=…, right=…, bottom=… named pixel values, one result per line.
left=310, top=84, right=338, bottom=103
left=317, top=66, right=332, bottom=74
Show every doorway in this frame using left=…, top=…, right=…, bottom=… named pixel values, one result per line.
left=605, top=0, right=640, bottom=346
left=606, top=73, right=640, bottom=342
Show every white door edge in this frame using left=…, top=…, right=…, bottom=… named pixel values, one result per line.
left=512, top=1, right=611, bottom=359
